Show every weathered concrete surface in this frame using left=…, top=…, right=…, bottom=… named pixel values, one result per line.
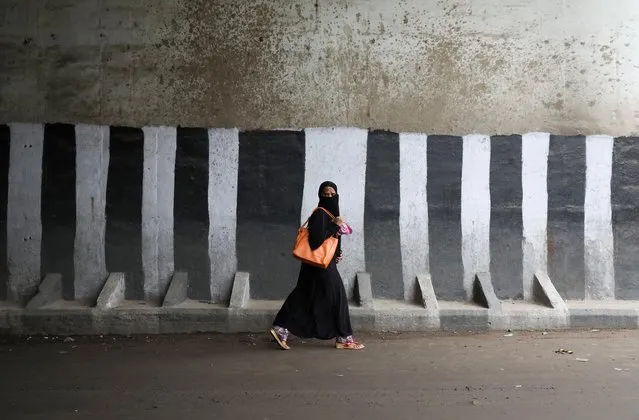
left=95, top=273, right=125, bottom=309
left=547, top=136, right=586, bottom=300
left=173, top=128, right=210, bottom=300
left=584, top=135, right=614, bottom=300
left=398, top=133, right=429, bottom=303
left=2, top=330, right=639, bottom=419
left=490, top=135, right=523, bottom=299
left=427, top=136, right=463, bottom=300
left=208, top=128, right=239, bottom=303
left=461, top=135, right=491, bottom=298
left=141, top=126, right=176, bottom=305
left=354, top=272, right=374, bottom=309
left=236, top=130, right=304, bottom=300
left=472, top=273, right=501, bottom=310
left=522, top=133, right=550, bottom=300
left=40, top=124, right=76, bottom=300
left=611, top=136, right=639, bottom=300
left=2, top=1, right=639, bottom=135
left=161, top=272, right=188, bottom=307
left=533, top=272, right=569, bottom=313
left=301, top=128, right=368, bottom=298
left=364, top=131, right=402, bottom=300
left=229, top=272, right=250, bottom=309
left=74, top=124, right=109, bottom=302
left=25, top=273, right=62, bottom=310
left=7, top=123, right=43, bottom=305
left=2, top=297, right=639, bottom=336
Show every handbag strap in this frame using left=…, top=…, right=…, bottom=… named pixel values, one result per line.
left=301, top=207, right=336, bottom=227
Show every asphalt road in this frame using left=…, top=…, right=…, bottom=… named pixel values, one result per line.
left=1, top=329, right=638, bottom=419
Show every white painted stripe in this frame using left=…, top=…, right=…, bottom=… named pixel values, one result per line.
left=521, top=132, right=550, bottom=300
left=584, top=135, right=614, bottom=300
left=74, top=124, right=110, bottom=302
left=461, top=134, right=492, bottom=298
left=209, top=128, right=239, bottom=302
left=302, top=127, right=368, bottom=297
left=7, top=123, right=44, bottom=304
left=399, top=132, right=429, bottom=302
left=142, top=126, right=176, bottom=305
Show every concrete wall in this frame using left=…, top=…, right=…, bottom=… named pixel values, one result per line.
left=2, top=0, right=639, bottom=135
left=1, top=123, right=637, bottom=305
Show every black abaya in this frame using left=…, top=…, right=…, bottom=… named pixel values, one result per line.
left=273, top=208, right=353, bottom=340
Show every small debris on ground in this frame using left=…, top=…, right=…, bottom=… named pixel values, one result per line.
left=504, top=333, right=514, bottom=337
left=555, top=348, right=573, bottom=354
left=575, top=358, right=589, bottom=362
left=64, top=337, right=75, bottom=343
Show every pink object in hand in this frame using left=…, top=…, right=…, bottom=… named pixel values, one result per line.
left=338, top=223, right=353, bottom=235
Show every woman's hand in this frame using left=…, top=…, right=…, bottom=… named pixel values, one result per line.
left=333, top=216, right=345, bottom=226
left=336, top=250, right=343, bottom=264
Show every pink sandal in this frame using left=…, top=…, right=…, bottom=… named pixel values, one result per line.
left=335, top=339, right=365, bottom=350
left=269, top=328, right=290, bottom=350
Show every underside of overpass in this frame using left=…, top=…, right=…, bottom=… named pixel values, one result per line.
left=2, top=1, right=639, bottom=334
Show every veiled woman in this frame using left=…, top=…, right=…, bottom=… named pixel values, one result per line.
left=270, top=181, right=364, bottom=350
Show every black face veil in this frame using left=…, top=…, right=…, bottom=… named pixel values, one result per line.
left=318, top=181, right=339, bottom=217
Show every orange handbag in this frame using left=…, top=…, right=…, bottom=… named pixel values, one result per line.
left=292, top=207, right=339, bottom=269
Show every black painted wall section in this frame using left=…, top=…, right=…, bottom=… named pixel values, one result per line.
left=490, top=135, right=523, bottom=299
left=547, top=136, right=586, bottom=299
left=427, top=136, right=464, bottom=300
left=41, top=124, right=76, bottom=300
left=0, top=126, right=8, bottom=301
left=236, top=131, right=305, bottom=300
left=175, top=128, right=210, bottom=300
left=364, top=131, right=403, bottom=299
left=612, top=137, right=639, bottom=300
left=106, top=127, right=144, bottom=300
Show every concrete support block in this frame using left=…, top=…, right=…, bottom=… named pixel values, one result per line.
left=162, top=272, right=188, bottom=307
left=229, top=272, right=250, bottom=309
left=142, top=126, right=176, bottom=305
left=354, top=272, right=374, bottom=309
left=7, top=123, right=44, bottom=305
left=74, top=124, right=109, bottom=302
left=471, top=272, right=501, bottom=310
left=415, top=273, right=439, bottom=311
left=96, top=273, right=125, bottom=309
left=493, top=272, right=569, bottom=331
left=533, top=271, right=568, bottom=312
left=25, top=273, right=62, bottom=310
left=208, top=128, right=240, bottom=302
